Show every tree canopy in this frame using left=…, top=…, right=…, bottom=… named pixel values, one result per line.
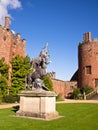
left=11, top=55, right=32, bottom=96
left=0, top=59, right=9, bottom=78
left=42, top=75, right=53, bottom=91
left=0, top=59, right=9, bottom=96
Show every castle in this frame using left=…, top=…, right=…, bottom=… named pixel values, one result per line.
left=0, top=17, right=26, bottom=84
left=51, top=32, right=98, bottom=98
left=78, top=32, right=98, bottom=89
left=0, top=17, right=98, bottom=98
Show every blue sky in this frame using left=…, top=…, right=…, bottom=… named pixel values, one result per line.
left=1, top=0, right=98, bottom=81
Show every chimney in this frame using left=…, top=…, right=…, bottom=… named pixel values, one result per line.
left=83, top=32, right=91, bottom=42
left=4, top=16, right=10, bottom=29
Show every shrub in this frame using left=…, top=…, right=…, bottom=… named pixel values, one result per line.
left=80, top=85, right=94, bottom=94
left=69, top=85, right=94, bottom=100
left=42, top=75, right=53, bottom=91
left=70, top=88, right=82, bottom=99
left=56, top=94, right=64, bottom=101
left=2, top=95, right=20, bottom=103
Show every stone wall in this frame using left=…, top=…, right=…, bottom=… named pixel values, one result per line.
left=52, top=79, right=77, bottom=99
left=0, top=17, right=26, bottom=84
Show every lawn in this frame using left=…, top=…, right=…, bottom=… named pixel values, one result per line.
left=0, top=103, right=98, bottom=130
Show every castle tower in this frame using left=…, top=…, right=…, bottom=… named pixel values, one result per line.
left=78, top=32, right=98, bottom=89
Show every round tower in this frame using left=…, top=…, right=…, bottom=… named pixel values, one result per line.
left=78, top=32, right=98, bottom=90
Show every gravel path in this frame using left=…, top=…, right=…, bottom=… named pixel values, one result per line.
left=56, top=99, right=98, bottom=104
left=0, top=99, right=98, bottom=109
left=0, top=103, right=20, bottom=109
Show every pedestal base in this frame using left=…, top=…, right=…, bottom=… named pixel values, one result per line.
left=16, top=111, right=59, bottom=120
left=16, top=90, right=59, bottom=120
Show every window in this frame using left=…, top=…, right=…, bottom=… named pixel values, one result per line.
left=85, top=66, right=91, bottom=74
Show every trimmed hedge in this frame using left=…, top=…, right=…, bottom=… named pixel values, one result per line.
left=2, top=95, right=20, bottom=103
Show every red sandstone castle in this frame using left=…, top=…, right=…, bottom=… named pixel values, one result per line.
left=0, top=17, right=98, bottom=98
left=52, top=32, right=98, bottom=98
left=78, top=32, right=98, bottom=89
left=0, top=17, right=26, bottom=84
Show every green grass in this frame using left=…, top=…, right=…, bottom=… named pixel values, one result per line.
left=0, top=103, right=98, bottom=130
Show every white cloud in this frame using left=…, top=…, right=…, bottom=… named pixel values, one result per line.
left=0, top=0, right=21, bottom=25
left=11, top=29, right=15, bottom=34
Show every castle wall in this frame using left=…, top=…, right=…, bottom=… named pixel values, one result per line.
left=52, top=79, right=77, bottom=99
left=0, top=17, right=26, bottom=84
left=78, top=32, right=98, bottom=89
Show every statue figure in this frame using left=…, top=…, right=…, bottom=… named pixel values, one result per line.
left=25, top=44, right=50, bottom=91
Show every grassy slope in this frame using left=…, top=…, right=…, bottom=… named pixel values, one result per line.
left=0, top=103, right=98, bottom=130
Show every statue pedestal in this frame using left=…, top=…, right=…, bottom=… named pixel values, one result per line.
left=16, top=90, right=59, bottom=120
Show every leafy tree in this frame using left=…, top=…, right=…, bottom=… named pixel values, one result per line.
left=42, top=75, right=53, bottom=91
left=69, top=85, right=94, bottom=100
left=0, top=59, right=9, bottom=97
left=0, top=59, right=9, bottom=78
left=80, top=85, right=94, bottom=94
left=70, top=88, right=82, bottom=99
left=11, top=55, right=31, bottom=96
left=0, top=76, right=9, bottom=96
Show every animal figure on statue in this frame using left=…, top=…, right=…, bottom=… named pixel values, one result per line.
left=25, top=44, right=50, bottom=91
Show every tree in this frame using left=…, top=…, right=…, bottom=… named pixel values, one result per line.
left=0, top=59, right=9, bottom=97
left=0, top=76, right=8, bottom=96
left=70, top=88, right=82, bottom=99
left=80, top=85, right=94, bottom=94
left=11, top=55, right=31, bottom=96
left=0, top=59, right=9, bottom=78
left=42, top=75, right=53, bottom=91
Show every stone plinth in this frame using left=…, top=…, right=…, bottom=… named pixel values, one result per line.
left=16, top=90, right=59, bottom=120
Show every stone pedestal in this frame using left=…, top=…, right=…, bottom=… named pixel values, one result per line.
left=16, top=90, right=59, bottom=120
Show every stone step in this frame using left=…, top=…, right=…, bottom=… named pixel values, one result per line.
left=87, top=93, right=98, bottom=100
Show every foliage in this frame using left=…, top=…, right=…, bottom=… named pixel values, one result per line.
left=0, top=90, right=3, bottom=103
left=80, top=85, right=94, bottom=94
left=0, top=59, right=9, bottom=99
left=11, top=55, right=31, bottom=96
left=0, top=59, right=9, bottom=78
left=2, top=95, right=20, bottom=103
left=0, top=104, right=98, bottom=130
left=56, top=94, right=64, bottom=101
left=70, top=88, right=82, bottom=99
left=42, top=75, right=53, bottom=91
left=0, top=76, right=9, bottom=96
left=69, top=85, right=94, bottom=100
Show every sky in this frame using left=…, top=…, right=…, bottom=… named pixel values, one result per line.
left=0, top=0, right=98, bottom=81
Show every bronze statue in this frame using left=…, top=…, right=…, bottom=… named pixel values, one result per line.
left=25, top=44, right=50, bottom=91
